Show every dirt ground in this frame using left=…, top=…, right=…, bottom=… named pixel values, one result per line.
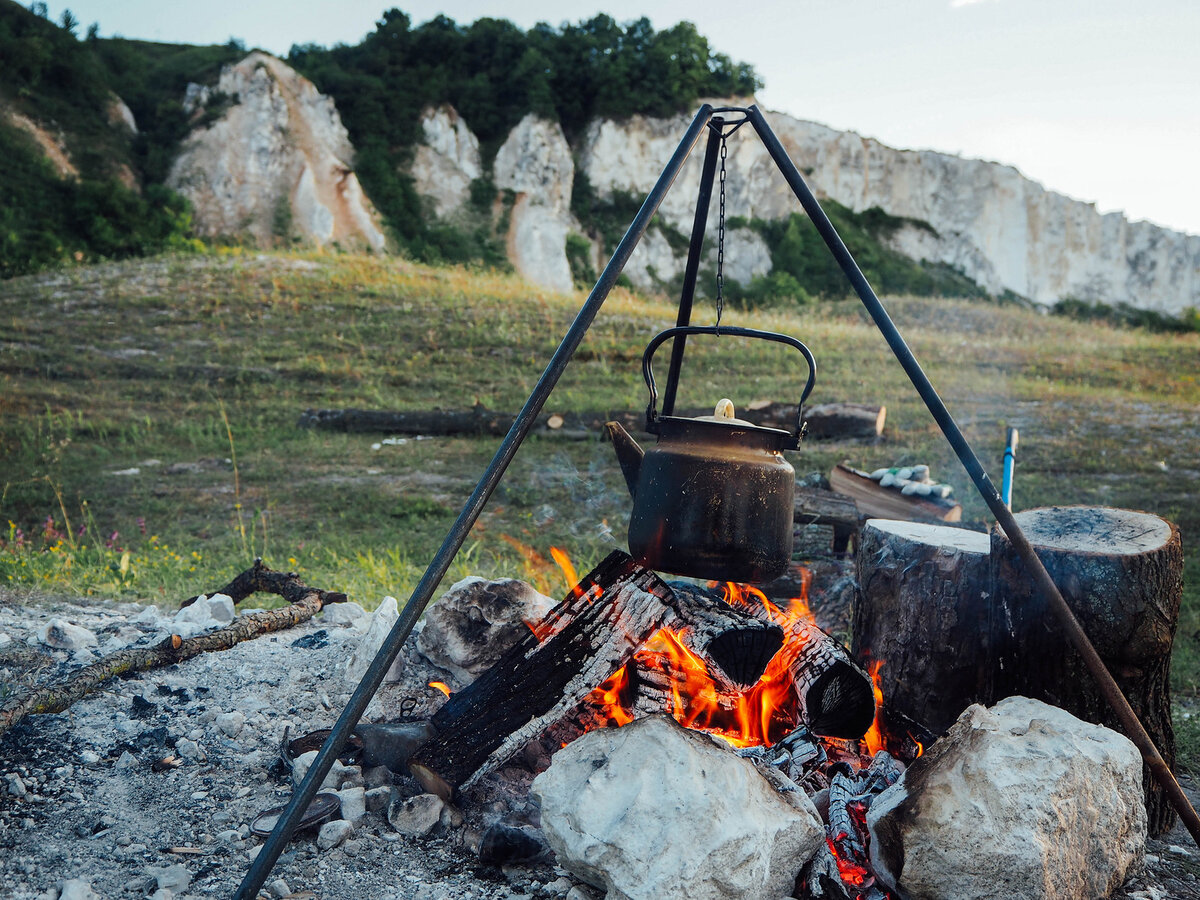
left=2, top=591, right=1199, bottom=900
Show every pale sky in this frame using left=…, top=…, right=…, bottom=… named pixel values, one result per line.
left=50, top=0, right=1200, bottom=236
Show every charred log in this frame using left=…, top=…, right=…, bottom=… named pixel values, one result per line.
left=408, top=552, right=678, bottom=800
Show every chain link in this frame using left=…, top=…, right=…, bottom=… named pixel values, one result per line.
left=714, top=132, right=728, bottom=330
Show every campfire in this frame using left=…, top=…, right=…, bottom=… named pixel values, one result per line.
left=404, top=548, right=916, bottom=899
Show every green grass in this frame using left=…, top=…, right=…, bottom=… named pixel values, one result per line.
left=1, top=249, right=1198, bottom=759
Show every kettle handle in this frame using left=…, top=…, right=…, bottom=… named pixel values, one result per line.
left=642, top=325, right=816, bottom=446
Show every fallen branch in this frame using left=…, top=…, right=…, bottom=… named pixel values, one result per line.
left=0, top=560, right=345, bottom=739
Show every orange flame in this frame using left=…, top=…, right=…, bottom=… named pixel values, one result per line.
left=550, top=546, right=585, bottom=601
left=861, top=659, right=886, bottom=755
left=429, top=681, right=451, bottom=698
left=588, top=664, right=634, bottom=727
left=828, top=837, right=871, bottom=888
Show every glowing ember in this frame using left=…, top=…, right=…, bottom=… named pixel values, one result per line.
left=429, top=681, right=451, bottom=697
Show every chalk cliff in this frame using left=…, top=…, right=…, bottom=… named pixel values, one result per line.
left=167, top=53, right=386, bottom=252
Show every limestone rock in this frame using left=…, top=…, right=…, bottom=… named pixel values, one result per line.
left=416, top=577, right=555, bottom=683
left=579, top=106, right=1199, bottom=314
left=58, top=880, right=99, bottom=900
left=317, top=818, right=353, bottom=850
left=494, top=114, right=579, bottom=293
left=867, top=696, right=1146, bottom=900
left=387, top=792, right=446, bottom=837
left=171, top=593, right=234, bottom=638
left=168, top=52, right=386, bottom=252
left=410, top=105, right=482, bottom=219
left=533, top=715, right=824, bottom=900
left=322, top=600, right=367, bottom=628
left=37, top=619, right=97, bottom=651
left=344, top=596, right=405, bottom=684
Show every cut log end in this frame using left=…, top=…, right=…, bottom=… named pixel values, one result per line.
left=804, top=660, right=877, bottom=739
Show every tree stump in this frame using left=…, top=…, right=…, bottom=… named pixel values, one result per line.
left=853, top=507, right=1183, bottom=835
left=991, top=506, right=1182, bottom=835
left=852, top=520, right=994, bottom=750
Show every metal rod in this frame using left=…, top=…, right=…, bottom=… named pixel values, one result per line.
left=662, top=117, right=723, bottom=416
left=233, top=104, right=716, bottom=900
left=746, top=103, right=1200, bottom=845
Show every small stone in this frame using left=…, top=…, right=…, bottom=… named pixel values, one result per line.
left=317, top=818, right=353, bottom=850
left=364, top=786, right=391, bottom=813
left=148, top=890, right=173, bottom=900
left=216, top=711, right=246, bottom=738
left=58, top=880, right=100, bottom=900
left=266, top=879, right=292, bottom=899
left=174, top=738, right=205, bottom=763
left=322, top=601, right=367, bottom=627
left=79, top=750, right=100, bottom=765
left=387, top=792, right=446, bottom=837
left=338, top=787, right=366, bottom=825
left=38, top=618, right=98, bottom=650
left=5, top=772, right=28, bottom=798
left=544, top=877, right=573, bottom=896
left=217, top=829, right=241, bottom=843
left=115, top=750, right=139, bottom=770
left=146, top=863, right=192, bottom=893
left=362, top=764, right=392, bottom=789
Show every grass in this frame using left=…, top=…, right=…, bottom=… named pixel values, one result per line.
left=1, top=249, right=1198, bottom=757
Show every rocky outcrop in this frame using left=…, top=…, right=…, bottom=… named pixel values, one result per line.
left=410, top=105, right=481, bottom=219
left=494, top=114, right=579, bottom=294
left=581, top=108, right=1199, bottom=313
left=167, top=52, right=386, bottom=252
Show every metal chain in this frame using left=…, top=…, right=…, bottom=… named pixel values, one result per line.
left=715, top=132, right=728, bottom=330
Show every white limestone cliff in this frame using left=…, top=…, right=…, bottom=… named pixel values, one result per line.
left=581, top=107, right=1199, bottom=313
left=167, top=53, right=386, bottom=252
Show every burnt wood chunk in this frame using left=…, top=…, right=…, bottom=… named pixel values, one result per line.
left=668, top=582, right=783, bottom=688
left=408, top=551, right=678, bottom=800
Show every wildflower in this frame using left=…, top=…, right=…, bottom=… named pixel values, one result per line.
left=137, top=517, right=147, bottom=535
left=105, top=531, right=120, bottom=550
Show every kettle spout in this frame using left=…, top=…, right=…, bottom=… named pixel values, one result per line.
left=604, top=421, right=644, bottom=497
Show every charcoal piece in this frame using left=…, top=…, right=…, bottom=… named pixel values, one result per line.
left=290, top=629, right=328, bottom=650
left=130, top=694, right=157, bottom=719
left=478, top=822, right=545, bottom=866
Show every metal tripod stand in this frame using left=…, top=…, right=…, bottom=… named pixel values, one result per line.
left=235, top=103, right=1198, bottom=899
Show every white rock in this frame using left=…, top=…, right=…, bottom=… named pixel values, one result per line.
left=174, top=738, right=205, bottom=763
left=417, top=577, right=555, bottom=683
left=172, top=594, right=234, bottom=637
left=38, top=618, right=97, bottom=650
left=5, top=772, right=28, bottom=798
left=364, top=786, right=391, bottom=813
left=322, top=601, right=367, bottom=628
left=132, top=605, right=161, bottom=625
left=337, top=786, right=367, bottom=824
left=216, top=711, right=246, bottom=737
left=867, top=696, right=1145, bottom=900
left=387, top=792, right=446, bottom=837
left=169, top=53, right=386, bottom=252
left=115, top=750, right=139, bottom=770
left=79, top=750, right=100, bottom=766
left=147, top=863, right=192, bottom=893
left=266, top=879, right=292, bottom=899
left=58, top=880, right=99, bottom=900
left=410, top=105, right=482, bottom=219
left=148, top=890, right=173, bottom=900
left=494, top=114, right=579, bottom=293
left=344, top=596, right=404, bottom=684
left=291, top=751, right=358, bottom=791
left=317, top=818, right=353, bottom=850
left=533, top=716, right=825, bottom=900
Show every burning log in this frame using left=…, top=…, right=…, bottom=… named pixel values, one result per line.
left=667, top=581, right=783, bottom=688
left=990, top=506, right=1182, bottom=835
left=408, top=551, right=678, bottom=799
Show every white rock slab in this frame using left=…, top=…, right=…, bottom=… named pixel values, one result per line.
left=344, top=596, right=404, bottom=684
left=867, top=696, right=1146, bottom=900
left=533, top=716, right=824, bottom=900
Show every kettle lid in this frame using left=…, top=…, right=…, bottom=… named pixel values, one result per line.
left=691, top=398, right=759, bottom=427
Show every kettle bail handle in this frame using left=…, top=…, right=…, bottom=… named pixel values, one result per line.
left=642, top=325, right=816, bottom=448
